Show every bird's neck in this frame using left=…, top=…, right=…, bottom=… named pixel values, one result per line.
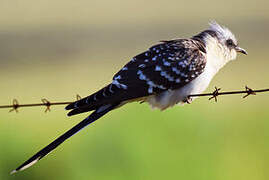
left=204, top=36, right=230, bottom=74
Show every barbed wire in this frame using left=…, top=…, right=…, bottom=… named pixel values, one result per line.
left=0, top=86, right=268, bottom=113
left=188, top=86, right=269, bottom=101
left=0, top=94, right=81, bottom=113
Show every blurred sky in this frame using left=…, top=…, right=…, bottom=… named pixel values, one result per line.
left=0, top=0, right=269, bottom=180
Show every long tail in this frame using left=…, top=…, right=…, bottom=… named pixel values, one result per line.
left=11, top=103, right=119, bottom=174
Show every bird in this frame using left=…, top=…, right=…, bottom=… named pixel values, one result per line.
left=11, top=21, right=247, bottom=174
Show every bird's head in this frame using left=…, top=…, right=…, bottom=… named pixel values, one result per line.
left=208, top=21, right=247, bottom=60
left=194, top=21, right=247, bottom=64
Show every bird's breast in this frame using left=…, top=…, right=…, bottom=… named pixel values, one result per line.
left=146, top=62, right=216, bottom=110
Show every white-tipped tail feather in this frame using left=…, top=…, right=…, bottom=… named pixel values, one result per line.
left=11, top=103, right=118, bottom=174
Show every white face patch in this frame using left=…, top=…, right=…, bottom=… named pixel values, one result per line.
left=209, top=21, right=237, bottom=45
left=206, top=21, right=240, bottom=63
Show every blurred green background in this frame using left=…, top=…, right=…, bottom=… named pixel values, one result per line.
left=0, top=0, right=269, bottom=179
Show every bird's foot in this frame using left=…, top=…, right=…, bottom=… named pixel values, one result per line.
left=183, top=97, right=193, bottom=104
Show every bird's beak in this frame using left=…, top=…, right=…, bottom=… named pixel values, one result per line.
left=235, top=46, right=247, bottom=55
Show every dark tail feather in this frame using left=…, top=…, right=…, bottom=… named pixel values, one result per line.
left=65, top=83, right=126, bottom=114
left=11, top=103, right=119, bottom=174
left=65, top=84, right=112, bottom=111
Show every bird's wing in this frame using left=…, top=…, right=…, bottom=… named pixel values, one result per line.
left=66, top=39, right=207, bottom=115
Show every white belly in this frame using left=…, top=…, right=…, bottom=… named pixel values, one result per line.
left=146, top=63, right=216, bottom=110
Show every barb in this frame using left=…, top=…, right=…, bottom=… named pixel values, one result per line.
left=208, top=87, right=221, bottom=102
left=9, top=99, right=19, bottom=113
left=0, top=87, right=268, bottom=113
left=76, top=94, right=81, bottom=100
left=243, top=86, right=256, bottom=98
left=41, top=99, right=51, bottom=113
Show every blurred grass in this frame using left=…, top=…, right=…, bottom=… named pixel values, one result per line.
left=0, top=0, right=269, bottom=180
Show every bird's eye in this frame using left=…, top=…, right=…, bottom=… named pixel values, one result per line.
left=226, top=39, right=234, bottom=47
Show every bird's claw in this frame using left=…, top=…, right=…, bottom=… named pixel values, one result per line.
left=184, top=97, right=193, bottom=104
